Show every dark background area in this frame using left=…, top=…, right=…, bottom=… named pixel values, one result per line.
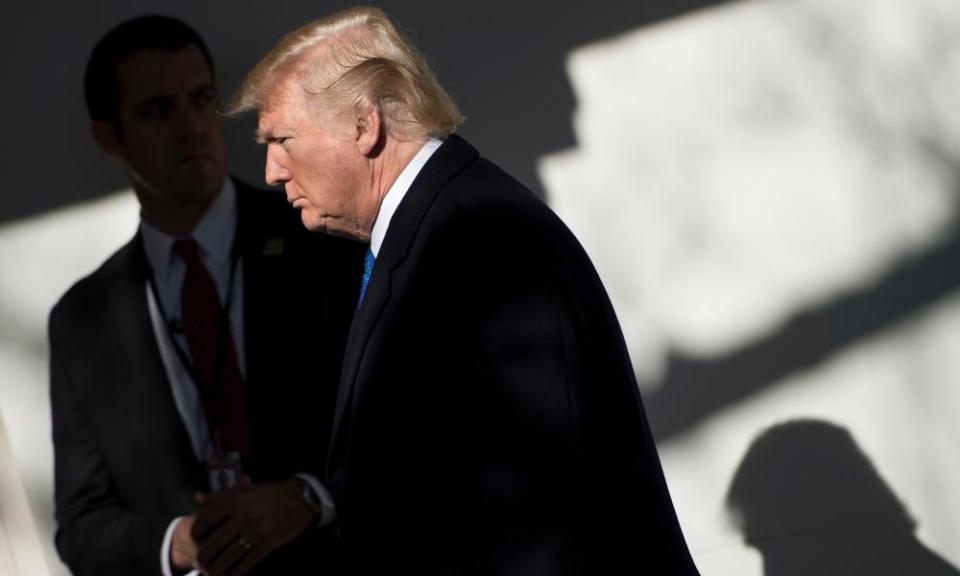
left=0, top=0, right=728, bottom=224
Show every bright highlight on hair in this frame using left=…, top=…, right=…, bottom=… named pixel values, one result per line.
left=227, top=6, right=464, bottom=141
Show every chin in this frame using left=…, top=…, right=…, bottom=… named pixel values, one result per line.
left=302, top=212, right=366, bottom=241
left=177, top=172, right=224, bottom=202
left=332, top=230, right=368, bottom=242
left=300, top=212, right=325, bottom=233
left=179, top=159, right=222, bottom=182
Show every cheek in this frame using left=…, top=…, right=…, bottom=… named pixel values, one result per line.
left=209, top=129, right=227, bottom=158
left=299, top=165, right=336, bottom=205
left=125, top=140, right=168, bottom=174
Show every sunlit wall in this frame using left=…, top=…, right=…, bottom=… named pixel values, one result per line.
left=0, top=192, right=139, bottom=575
left=543, top=0, right=960, bottom=572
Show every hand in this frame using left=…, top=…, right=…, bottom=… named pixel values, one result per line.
left=191, top=480, right=318, bottom=576
left=170, top=515, right=200, bottom=573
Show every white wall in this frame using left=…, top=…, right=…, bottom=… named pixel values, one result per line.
left=0, top=192, right=139, bottom=575
left=543, top=0, right=960, bottom=572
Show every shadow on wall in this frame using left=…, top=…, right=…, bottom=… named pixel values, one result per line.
left=536, top=0, right=960, bottom=448
left=643, top=217, right=960, bottom=441
left=726, top=420, right=960, bottom=576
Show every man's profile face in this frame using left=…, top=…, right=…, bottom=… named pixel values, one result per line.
left=258, top=77, right=378, bottom=241
left=107, top=45, right=226, bottom=207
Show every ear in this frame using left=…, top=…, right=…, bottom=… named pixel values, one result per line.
left=91, top=120, right=124, bottom=158
left=355, top=103, right=382, bottom=157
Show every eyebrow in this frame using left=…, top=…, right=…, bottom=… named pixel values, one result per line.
left=132, top=82, right=215, bottom=109
left=189, top=84, right=215, bottom=97
left=136, top=95, right=173, bottom=108
left=254, top=127, right=273, bottom=144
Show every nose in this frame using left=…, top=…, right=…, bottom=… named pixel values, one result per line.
left=265, top=145, right=290, bottom=186
left=175, top=100, right=212, bottom=142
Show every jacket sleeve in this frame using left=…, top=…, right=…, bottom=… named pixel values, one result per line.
left=49, top=304, right=174, bottom=576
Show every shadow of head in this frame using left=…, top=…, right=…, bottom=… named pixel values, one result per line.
left=725, top=419, right=959, bottom=576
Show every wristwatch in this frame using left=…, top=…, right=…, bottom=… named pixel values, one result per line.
left=300, top=479, right=324, bottom=520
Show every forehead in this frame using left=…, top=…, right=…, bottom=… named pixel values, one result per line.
left=258, top=75, right=309, bottom=129
left=115, top=45, right=212, bottom=104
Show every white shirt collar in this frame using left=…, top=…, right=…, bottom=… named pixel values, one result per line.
left=369, top=138, right=443, bottom=257
left=140, top=178, right=237, bottom=281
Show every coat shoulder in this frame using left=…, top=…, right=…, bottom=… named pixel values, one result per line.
left=434, top=156, right=583, bottom=260
left=50, top=237, right=142, bottom=332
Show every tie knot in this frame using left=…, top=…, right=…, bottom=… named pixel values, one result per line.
left=173, top=237, right=202, bottom=266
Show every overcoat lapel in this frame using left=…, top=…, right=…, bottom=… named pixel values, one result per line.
left=329, top=136, right=480, bottom=478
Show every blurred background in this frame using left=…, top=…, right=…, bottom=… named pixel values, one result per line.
left=1, top=0, right=958, bottom=573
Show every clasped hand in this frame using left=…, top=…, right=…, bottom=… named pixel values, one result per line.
left=171, top=479, right=317, bottom=575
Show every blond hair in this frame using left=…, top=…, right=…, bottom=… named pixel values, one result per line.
left=227, top=6, right=463, bottom=140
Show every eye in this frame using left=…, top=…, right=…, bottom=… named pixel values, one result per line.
left=137, top=99, right=171, bottom=119
left=193, top=89, right=216, bottom=108
left=257, top=133, right=291, bottom=146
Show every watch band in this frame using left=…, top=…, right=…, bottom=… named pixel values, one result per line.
left=300, top=478, right=324, bottom=520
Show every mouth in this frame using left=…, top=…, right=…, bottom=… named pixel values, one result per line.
left=179, top=152, right=213, bottom=165
left=285, top=187, right=302, bottom=207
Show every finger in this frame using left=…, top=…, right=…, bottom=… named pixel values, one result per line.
left=222, top=544, right=266, bottom=576
left=196, top=518, right=243, bottom=571
left=192, top=496, right=236, bottom=541
left=192, top=511, right=228, bottom=542
left=204, top=536, right=254, bottom=576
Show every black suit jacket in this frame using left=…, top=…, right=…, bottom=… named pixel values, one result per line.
left=327, top=136, right=700, bottom=574
left=49, top=180, right=363, bottom=575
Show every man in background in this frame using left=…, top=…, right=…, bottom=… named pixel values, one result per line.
left=49, top=15, right=361, bottom=575
left=229, top=6, right=700, bottom=574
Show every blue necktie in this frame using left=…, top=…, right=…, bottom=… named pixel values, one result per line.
left=358, top=248, right=375, bottom=306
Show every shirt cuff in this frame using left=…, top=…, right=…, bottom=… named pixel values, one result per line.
left=161, top=516, right=201, bottom=576
left=294, top=473, right=337, bottom=527
left=161, top=517, right=182, bottom=576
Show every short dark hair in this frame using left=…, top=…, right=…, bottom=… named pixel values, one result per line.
left=84, top=15, right=214, bottom=126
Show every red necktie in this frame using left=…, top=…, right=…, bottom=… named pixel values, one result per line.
left=173, top=237, right=250, bottom=456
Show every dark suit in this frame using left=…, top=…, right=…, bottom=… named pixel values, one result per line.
left=328, top=136, right=700, bottom=574
left=49, top=181, right=363, bottom=575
